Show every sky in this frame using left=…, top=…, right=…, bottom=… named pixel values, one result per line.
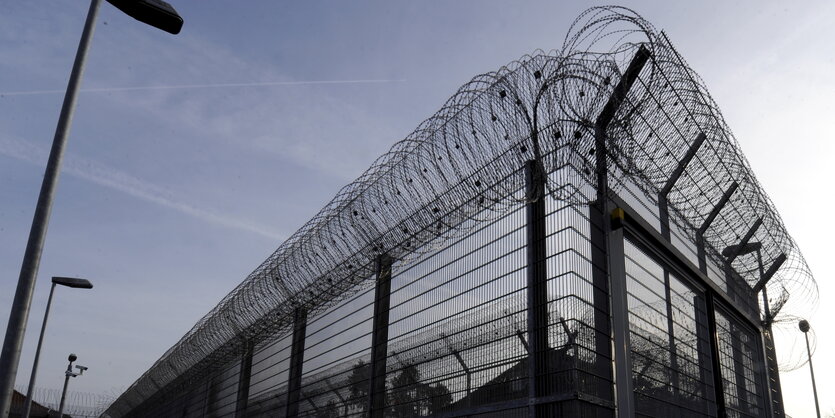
left=0, top=1, right=833, bottom=416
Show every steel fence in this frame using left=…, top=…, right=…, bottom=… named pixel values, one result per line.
left=103, top=6, right=816, bottom=418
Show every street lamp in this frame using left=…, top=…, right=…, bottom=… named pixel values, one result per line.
left=57, top=353, right=88, bottom=418
left=798, top=319, right=820, bottom=418
left=21, top=277, right=93, bottom=418
left=0, top=1, right=182, bottom=416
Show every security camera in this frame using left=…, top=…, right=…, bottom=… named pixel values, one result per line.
left=68, top=353, right=77, bottom=362
left=75, top=365, right=88, bottom=375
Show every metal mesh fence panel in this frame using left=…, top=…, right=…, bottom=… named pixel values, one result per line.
left=714, top=308, right=766, bottom=418
left=624, top=238, right=716, bottom=417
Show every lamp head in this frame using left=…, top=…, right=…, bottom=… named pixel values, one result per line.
left=52, top=277, right=93, bottom=289
left=68, top=353, right=77, bottom=362
left=106, top=0, right=184, bottom=34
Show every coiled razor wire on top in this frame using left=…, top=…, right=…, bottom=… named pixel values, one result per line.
left=103, top=6, right=818, bottom=416
left=14, top=385, right=110, bottom=418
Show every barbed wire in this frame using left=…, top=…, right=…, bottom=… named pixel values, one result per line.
left=103, top=6, right=817, bottom=416
left=14, top=385, right=111, bottom=417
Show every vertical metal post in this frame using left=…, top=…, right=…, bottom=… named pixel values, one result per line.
left=285, top=308, right=308, bottom=418
left=206, top=373, right=219, bottom=417
left=201, top=377, right=212, bottom=418
left=762, top=287, right=786, bottom=417
left=21, top=283, right=57, bottom=418
left=588, top=202, right=614, bottom=402
left=525, top=160, right=550, bottom=417
left=659, top=197, right=671, bottom=241
left=456, top=354, right=471, bottom=400
left=608, top=209, right=633, bottom=417
left=235, top=342, right=254, bottom=418
left=0, top=1, right=102, bottom=415
left=57, top=357, right=75, bottom=418
left=757, top=250, right=784, bottom=417
left=752, top=326, right=775, bottom=418
left=180, top=387, right=194, bottom=418
left=705, top=293, right=727, bottom=418
left=722, top=265, right=748, bottom=414
left=803, top=330, right=821, bottom=418
left=592, top=44, right=650, bottom=417
left=693, top=294, right=714, bottom=410
left=367, top=255, right=393, bottom=418
left=442, top=335, right=471, bottom=404
left=697, top=236, right=707, bottom=273
left=760, top=323, right=782, bottom=417
left=464, top=366, right=471, bottom=401
left=458, top=355, right=471, bottom=401
left=663, top=271, right=680, bottom=399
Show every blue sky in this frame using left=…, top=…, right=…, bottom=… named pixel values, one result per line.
left=1, top=1, right=832, bottom=416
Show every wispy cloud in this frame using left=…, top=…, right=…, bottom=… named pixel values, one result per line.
left=0, top=79, right=406, bottom=97
left=0, top=136, right=285, bottom=241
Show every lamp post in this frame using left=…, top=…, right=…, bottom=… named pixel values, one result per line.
left=21, top=277, right=93, bottom=418
left=799, top=319, right=820, bottom=418
left=0, top=1, right=182, bottom=416
left=57, top=353, right=88, bottom=418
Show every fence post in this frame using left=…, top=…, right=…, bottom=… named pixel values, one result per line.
left=285, top=308, right=308, bottom=417
left=607, top=209, right=632, bottom=417
left=592, top=44, right=651, bottom=416
left=367, top=254, right=393, bottom=418
left=761, top=285, right=784, bottom=416
left=525, top=160, right=550, bottom=416
left=235, top=342, right=254, bottom=418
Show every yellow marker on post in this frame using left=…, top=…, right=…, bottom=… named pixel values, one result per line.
left=611, top=207, right=625, bottom=229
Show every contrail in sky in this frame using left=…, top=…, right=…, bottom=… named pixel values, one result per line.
left=0, top=79, right=406, bottom=96
left=0, top=136, right=286, bottom=241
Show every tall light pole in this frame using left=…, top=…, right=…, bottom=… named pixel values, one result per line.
left=21, top=277, right=93, bottom=418
left=0, top=1, right=182, bottom=416
left=799, top=319, right=820, bottom=418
